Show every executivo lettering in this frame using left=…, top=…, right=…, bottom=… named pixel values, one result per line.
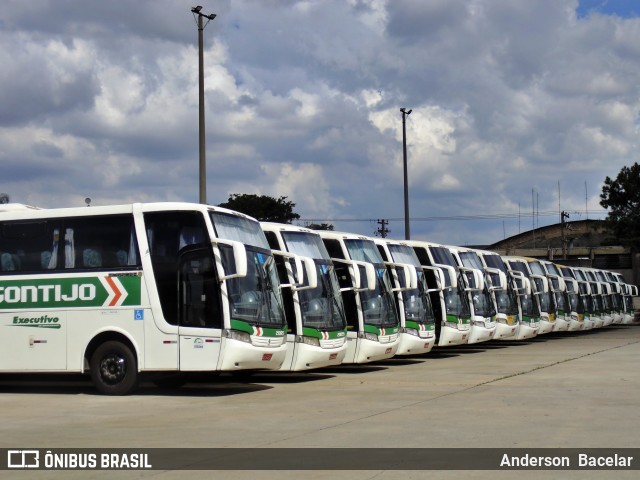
left=0, top=276, right=141, bottom=309
left=12, top=315, right=61, bottom=329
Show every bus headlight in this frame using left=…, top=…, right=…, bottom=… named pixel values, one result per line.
left=296, top=335, right=320, bottom=347
left=223, top=329, right=251, bottom=344
left=402, top=327, right=419, bottom=337
left=357, top=331, right=378, bottom=342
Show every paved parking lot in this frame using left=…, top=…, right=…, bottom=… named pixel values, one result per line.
left=1, top=324, right=639, bottom=479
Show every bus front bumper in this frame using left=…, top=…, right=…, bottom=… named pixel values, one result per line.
left=437, top=325, right=469, bottom=346
left=218, top=338, right=288, bottom=371
left=396, top=330, right=436, bottom=355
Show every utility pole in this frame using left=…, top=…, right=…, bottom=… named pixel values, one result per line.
left=375, top=219, right=390, bottom=238
left=400, top=108, right=412, bottom=240
left=561, top=210, right=570, bottom=259
left=192, top=6, right=216, bottom=204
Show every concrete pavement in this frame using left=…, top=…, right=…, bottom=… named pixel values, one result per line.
left=0, top=324, right=639, bottom=479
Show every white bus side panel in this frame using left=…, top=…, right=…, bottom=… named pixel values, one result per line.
left=0, top=311, right=67, bottom=370
left=178, top=326, right=222, bottom=371
left=67, top=308, right=145, bottom=372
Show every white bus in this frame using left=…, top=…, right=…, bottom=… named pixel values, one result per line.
left=503, top=256, right=542, bottom=339
left=0, top=202, right=288, bottom=394
left=577, top=268, right=606, bottom=328
left=523, top=258, right=556, bottom=334
left=557, top=265, right=585, bottom=331
left=475, top=250, right=520, bottom=340
left=447, top=245, right=497, bottom=344
left=538, top=260, right=570, bottom=332
left=612, top=272, right=636, bottom=324
left=318, top=231, right=400, bottom=364
left=504, top=257, right=553, bottom=334
left=261, top=223, right=348, bottom=370
left=373, top=238, right=437, bottom=355
left=572, top=267, right=597, bottom=330
left=406, top=240, right=471, bottom=346
left=594, top=269, right=621, bottom=324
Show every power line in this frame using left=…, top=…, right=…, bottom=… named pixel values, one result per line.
left=300, top=210, right=607, bottom=224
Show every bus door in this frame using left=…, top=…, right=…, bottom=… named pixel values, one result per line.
left=177, top=246, right=223, bottom=371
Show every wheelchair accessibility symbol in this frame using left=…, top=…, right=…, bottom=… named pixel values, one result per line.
left=134, top=309, right=144, bottom=320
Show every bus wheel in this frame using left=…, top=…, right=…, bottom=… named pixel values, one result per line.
left=90, top=341, right=138, bottom=395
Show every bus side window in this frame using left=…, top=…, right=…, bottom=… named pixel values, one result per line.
left=65, top=215, right=140, bottom=270
left=0, top=221, right=56, bottom=273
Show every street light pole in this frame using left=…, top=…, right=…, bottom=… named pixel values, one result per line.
left=400, top=107, right=412, bottom=240
left=191, top=6, right=216, bottom=205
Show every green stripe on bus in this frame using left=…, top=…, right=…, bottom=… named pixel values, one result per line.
left=0, top=276, right=141, bottom=309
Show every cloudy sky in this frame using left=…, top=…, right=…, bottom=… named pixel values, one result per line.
left=1, top=0, right=639, bottom=246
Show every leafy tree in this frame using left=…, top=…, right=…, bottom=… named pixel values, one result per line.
left=218, top=194, right=300, bottom=223
left=600, top=162, right=640, bottom=247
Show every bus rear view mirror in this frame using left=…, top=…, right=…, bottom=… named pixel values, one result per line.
left=460, top=267, right=484, bottom=292
left=510, top=271, right=531, bottom=295
left=530, top=274, right=549, bottom=294
left=271, top=250, right=317, bottom=291
left=421, top=266, right=444, bottom=292
left=386, top=261, right=418, bottom=291
left=214, top=239, right=248, bottom=281
left=290, top=255, right=318, bottom=291
left=548, top=274, right=563, bottom=292
left=433, top=263, right=457, bottom=290
left=485, top=267, right=506, bottom=291
left=331, top=259, right=375, bottom=292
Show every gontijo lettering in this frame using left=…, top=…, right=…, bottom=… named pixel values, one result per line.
left=0, top=284, right=96, bottom=303
left=0, top=276, right=141, bottom=309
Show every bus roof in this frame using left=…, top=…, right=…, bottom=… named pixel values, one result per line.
left=0, top=203, right=42, bottom=213
left=0, top=202, right=258, bottom=223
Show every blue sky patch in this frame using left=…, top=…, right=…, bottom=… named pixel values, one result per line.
left=577, top=0, right=640, bottom=19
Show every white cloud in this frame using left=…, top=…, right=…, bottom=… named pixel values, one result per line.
left=3, top=0, right=640, bottom=246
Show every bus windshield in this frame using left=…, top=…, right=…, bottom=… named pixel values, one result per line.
left=282, top=232, right=346, bottom=331
left=459, top=251, right=496, bottom=317
left=210, top=212, right=285, bottom=328
left=482, top=255, right=519, bottom=315
left=282, top=231, right=330, bottom=260
left=388, top=244, right=436, bottom=326
left=345, top=239, right=399, bottom=328
left=210, top=212, right=270, bottom=250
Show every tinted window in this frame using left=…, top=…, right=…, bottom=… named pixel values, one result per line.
left=145, top=211, right=211, bottom=325
left=0, top=215, right=139, bottom=274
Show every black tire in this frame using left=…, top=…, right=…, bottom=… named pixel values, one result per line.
left=90, top=341, right=138, bottom=395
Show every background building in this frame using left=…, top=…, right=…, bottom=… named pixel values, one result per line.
left=487, top=219, right=639, bottom=286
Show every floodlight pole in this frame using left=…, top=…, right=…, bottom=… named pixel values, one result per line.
left=401, top=108, right=412, bottom=240
left=192, top=6, right=216, bottom=204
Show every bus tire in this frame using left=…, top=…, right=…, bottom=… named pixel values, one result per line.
left=90, top=341, right=138, bottom=395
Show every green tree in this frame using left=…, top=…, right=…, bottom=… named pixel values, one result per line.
left=218, top=194, right=300, bottom=223
left=600, top=162, right=640, bottom=247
